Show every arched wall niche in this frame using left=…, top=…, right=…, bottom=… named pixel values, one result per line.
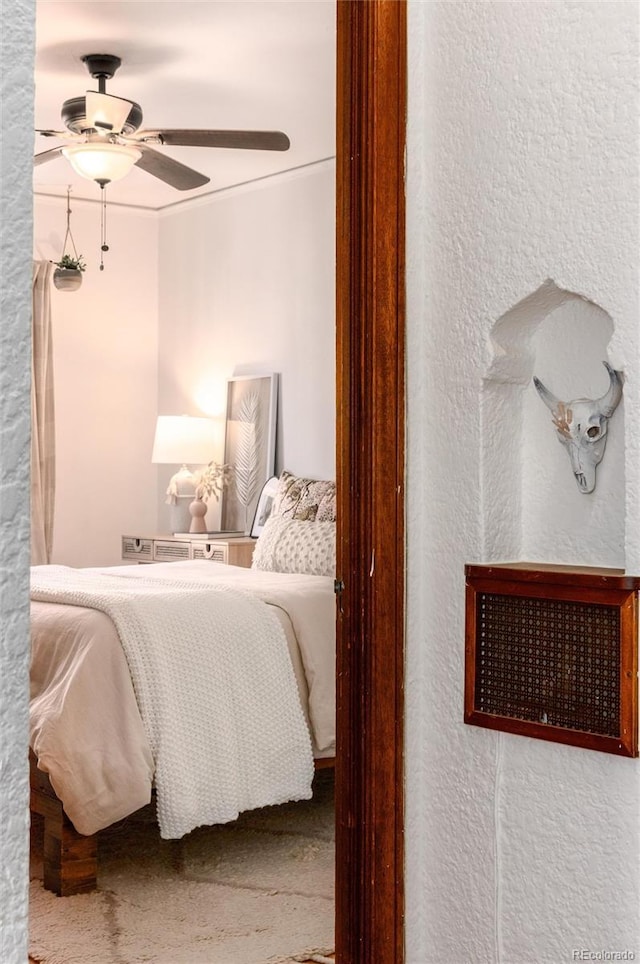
left=482, top=278, right=625, bottom=568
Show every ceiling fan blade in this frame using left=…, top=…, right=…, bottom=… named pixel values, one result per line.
left=36, top=129, right=73, bottom=139
left=138, top=129, right=290, bottom=152
left=135, top=145, right=210, bottom=190
left=34, top=145, right=65, bottom=166
left=85, top=90, right=136, bottom=134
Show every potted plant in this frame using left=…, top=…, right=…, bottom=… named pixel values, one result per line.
left=53, top=254, right=86, bottom=292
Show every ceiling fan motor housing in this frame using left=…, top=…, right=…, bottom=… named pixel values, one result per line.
left=61, top=96, right=143, bottom=136
left=81, top=54, right=122, bottom=80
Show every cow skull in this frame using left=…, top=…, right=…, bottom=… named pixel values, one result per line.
left=533, top=361, right=623, bottom=494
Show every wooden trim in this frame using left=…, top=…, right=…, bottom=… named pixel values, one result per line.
left=465, top=562, right=640, bottom=592
left=335, top=1, right=406, bottom=961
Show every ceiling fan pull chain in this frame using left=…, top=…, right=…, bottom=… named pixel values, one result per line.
left=99, top=183, right=109, bottom=271
left=62, top=185, right=79, bottom=261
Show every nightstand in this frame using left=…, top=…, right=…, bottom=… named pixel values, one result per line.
left=121, top=534, right=256, bottom=568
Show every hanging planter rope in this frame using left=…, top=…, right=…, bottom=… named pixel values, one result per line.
left=53, top=187, right=86, bottom=292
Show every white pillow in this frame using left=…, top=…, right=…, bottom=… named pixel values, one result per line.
left=271, top=470, right=336, bottom=522
left=251, top=516, right=336, bottom=577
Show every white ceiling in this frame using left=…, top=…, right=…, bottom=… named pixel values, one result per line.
left=33, top=0, right=336, bottom=211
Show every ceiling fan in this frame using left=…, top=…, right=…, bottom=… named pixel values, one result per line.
left=34, top=53, right=291, bottom=191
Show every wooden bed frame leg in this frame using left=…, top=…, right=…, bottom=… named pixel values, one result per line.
left=42, top=805, right=97, bottom=896
left=30, top=752, right=98, bottom=896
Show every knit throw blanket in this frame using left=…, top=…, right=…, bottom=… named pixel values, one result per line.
left=31, top=565, right=314, bottom=838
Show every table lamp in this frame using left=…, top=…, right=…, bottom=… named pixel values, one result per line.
left=151, top=415, right=218, bottom=533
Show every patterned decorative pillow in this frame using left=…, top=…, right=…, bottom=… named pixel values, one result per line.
left=271, top=470, right=336, bottom=522
left=251, top=516, right=336, bottom=577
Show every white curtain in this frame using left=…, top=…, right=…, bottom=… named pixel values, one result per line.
left=31, top=261, right=55, bottom=564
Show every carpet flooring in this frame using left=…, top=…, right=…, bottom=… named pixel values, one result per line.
left=29, top=770, right=334, bottom=964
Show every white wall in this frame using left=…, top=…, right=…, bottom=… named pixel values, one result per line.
left=32, top=161, right=335, bottom=558
left=0, top=0, right=34, bottom=958
left=406, top=3, right=640, bottom=962
left=156, top=161, right=336, bottom=532
left=33, top=196, right=159, bottom=566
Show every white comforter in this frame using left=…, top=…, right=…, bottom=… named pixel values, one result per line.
left=30, top=561, right=335, bottom=837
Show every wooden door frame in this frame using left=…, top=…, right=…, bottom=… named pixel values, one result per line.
left=335, top=2, right=406, bottom=962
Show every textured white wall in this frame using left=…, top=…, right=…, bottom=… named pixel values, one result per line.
left=33, top=197, right=159, bottom=566
left=0, top=0, right=34, bottom=959
left=156, top=161, right=336, bottom=532
left=406, top=2, right=640, bottom=962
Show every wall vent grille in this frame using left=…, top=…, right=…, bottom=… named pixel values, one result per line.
left=465, top=564, right=638, bottom=756
left=476, top=593, right=620, bottom=735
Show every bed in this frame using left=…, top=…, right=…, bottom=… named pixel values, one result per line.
left=29, top=471, right=337, bottom=895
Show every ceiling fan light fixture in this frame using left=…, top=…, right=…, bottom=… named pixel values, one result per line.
left=36, top=55, right=291, bottom=194
left=61, top=142, right=141, bottom=183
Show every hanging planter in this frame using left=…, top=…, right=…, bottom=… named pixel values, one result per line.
left=52, top=188, right=86, bottom=292
left=53, top=268, right=82, bottom=291
left=53, top=255, right=86, bottom=291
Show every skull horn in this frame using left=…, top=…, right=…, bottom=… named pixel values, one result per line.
left=533, top=375, right=561, bottom=412
left=598, top=361, right=624, bottom=418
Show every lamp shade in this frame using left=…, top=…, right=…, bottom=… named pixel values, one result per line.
left=151, top=415, right=218, bottom=465
left=62, top=143, right=141, bottom=183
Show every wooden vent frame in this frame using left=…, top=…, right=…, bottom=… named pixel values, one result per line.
left=465, top=564, right=639, bottom=757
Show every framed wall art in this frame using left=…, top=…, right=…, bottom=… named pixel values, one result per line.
left=250, top=475, right=279, bottom=538
left=220, top=374, right=278, bottom=533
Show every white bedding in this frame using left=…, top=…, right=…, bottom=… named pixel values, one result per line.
left=30, top=560, right=336, bottom=837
